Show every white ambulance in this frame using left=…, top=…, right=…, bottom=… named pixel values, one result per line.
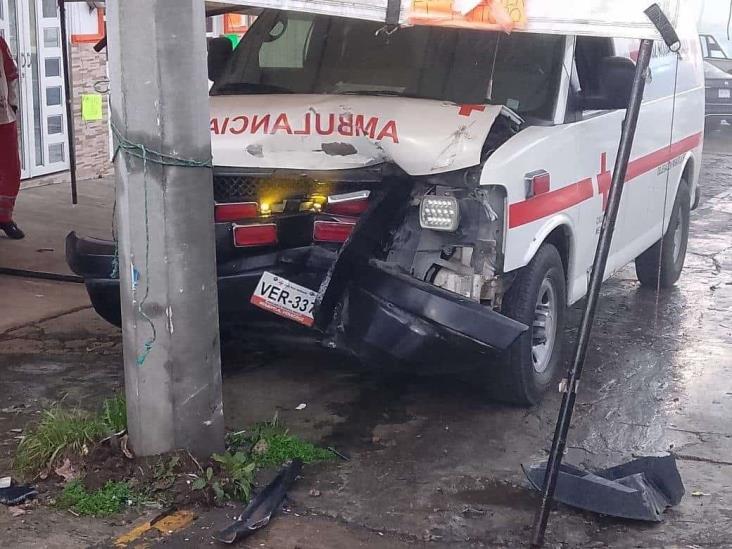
left=70, top=1, right=705, bottom=405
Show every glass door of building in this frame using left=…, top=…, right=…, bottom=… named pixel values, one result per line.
left=0, top=0, right=69, bottom=180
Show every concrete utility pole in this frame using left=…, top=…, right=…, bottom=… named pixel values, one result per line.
left=106, top=0, right=225, bottom=457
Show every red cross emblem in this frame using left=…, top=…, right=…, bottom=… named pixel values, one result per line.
left=458, top=104, right=487, bottom=117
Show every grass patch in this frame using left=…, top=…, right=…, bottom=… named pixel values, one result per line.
left=254, top=432, right=335, bottom=467
left=56, top=480, right=140, bottom=517
left=14, top=395, right=127, bottom=476
left=187, top=415, right=335, bottom=504
left=191, top=453, right=256, bottom=504
left=100, top=394, right=127, bottom=434
left=16, top=399, right=334, bottom=512
left=229, top=415, right=335, bottom=469
left=186, top=417, right=333, bottom=505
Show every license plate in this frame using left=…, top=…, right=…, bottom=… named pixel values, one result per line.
left=720, top=89, right=731, bottom=99
left=250, top=272, right=317, bottom=327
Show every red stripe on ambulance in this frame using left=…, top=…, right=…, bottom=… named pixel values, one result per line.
left=509, top=178, right=594, bottom=228
left=509, top=132, right=702, bottom=228
left=626, top=132, right=702, bottom=182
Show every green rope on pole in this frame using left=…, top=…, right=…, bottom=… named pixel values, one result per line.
left=110, top=123, right=212, bottom=366
left=111, top=123, right=213, bottom=168
left=110, top=250, right=119, bottom=279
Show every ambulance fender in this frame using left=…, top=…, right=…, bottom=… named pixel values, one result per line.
left=519, top=214, right=575, bottom=289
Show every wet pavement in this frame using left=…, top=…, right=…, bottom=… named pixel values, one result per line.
left=0, top=131, right=730, bottom=548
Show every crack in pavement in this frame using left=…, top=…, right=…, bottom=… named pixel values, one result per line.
left=668, top=426, right=732, bottom=438
left=688, top=245, right=732, bottom=275
left=291, top=507, right=425, bottom=545
left=671, top=452, right=732, bottom=467
left=0, top=305, right=92, bottom=338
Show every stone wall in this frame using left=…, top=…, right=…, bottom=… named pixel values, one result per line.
left=70, top=42, right=112, bottom=180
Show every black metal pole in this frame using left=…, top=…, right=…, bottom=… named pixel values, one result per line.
left=529, top=37, right=656, bottom=548
left=58, top=0, right=78, bottom=205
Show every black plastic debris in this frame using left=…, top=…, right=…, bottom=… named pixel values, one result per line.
left=523, top=454, right=684, bottom=522
left=215, top=459, right=303, bottom=544
left=0, top=484, right=38, bottom=506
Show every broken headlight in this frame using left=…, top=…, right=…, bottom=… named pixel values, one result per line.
left=420, top=196, right=460, bottom=232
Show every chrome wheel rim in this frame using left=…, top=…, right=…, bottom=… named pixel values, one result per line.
left=532, top=278, right=557, bottom=374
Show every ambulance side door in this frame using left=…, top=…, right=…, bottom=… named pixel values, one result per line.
left=611, top=38, right=676, bottom=265
left=571, top=36, right=676, bottom=286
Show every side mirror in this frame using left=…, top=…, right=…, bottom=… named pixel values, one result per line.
left=208, top=37, right=233, bottom=83
left=579, top=56, right=636, bottom=110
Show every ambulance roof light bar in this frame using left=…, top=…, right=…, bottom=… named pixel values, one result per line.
left=223, top=0, right=684, bottom=41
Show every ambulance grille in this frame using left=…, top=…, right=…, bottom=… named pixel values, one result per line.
left=213, top=174, right=372, bottom=203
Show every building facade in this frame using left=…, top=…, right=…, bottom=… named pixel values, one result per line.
left=0, top=2, right=247, bottom=183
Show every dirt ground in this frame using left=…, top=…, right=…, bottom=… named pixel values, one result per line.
left=1, top=131, right=731, bottom=548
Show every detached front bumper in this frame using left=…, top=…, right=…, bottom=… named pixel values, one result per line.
left=337, top=261, right=527, bottom=366
left=66, top=232, right=526, bottom=366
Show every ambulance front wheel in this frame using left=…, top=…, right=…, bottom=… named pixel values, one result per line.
left=486, top=243, right=566, bottom=406
left=635, top=179, right=690, bottom=289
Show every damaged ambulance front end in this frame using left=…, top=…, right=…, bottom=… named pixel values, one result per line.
left=68, top=9, right=571, bottom=396
left=205, top=92, right=529, bottom=362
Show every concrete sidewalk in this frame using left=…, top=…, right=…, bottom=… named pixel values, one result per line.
left=0, top=176, right=114, bottom=275
left=0, top=176, right=114, bottom=334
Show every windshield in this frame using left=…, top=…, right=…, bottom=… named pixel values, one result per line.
left=211, top=10, right=566, bottom=121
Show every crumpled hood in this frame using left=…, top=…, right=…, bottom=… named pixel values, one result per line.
left=210, top=94, right=504, bottom=176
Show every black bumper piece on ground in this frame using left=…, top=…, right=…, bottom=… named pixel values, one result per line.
left=523, top=455, right=685, bottom=522
left=66, top=231, right=527, bottom=366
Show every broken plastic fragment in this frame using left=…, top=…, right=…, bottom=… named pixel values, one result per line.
left=0, top=484, right=38, bottom=506
left=523, top=454, right=684, bottom=522
left=215, top=459, right=303, bottom=544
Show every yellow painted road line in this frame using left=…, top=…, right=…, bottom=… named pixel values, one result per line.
left=114, top=510, right=196, bottom=547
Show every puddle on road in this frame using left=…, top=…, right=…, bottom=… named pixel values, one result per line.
left=324, top=372, right=415, bottom=450
left=453, top=479, right=539, bottom=511
left=6, top=361, right=71, bottom=375
left=2, top=355, right=122, bottom=407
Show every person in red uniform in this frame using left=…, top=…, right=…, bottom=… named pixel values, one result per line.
left=0, top=35, right=24, bottom=239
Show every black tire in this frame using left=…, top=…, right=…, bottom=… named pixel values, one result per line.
left=483, top=244, right=566, bottom=406
left=692, top=183, right=701, bottom=210
left=635, top=179, right=690, bottom=289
